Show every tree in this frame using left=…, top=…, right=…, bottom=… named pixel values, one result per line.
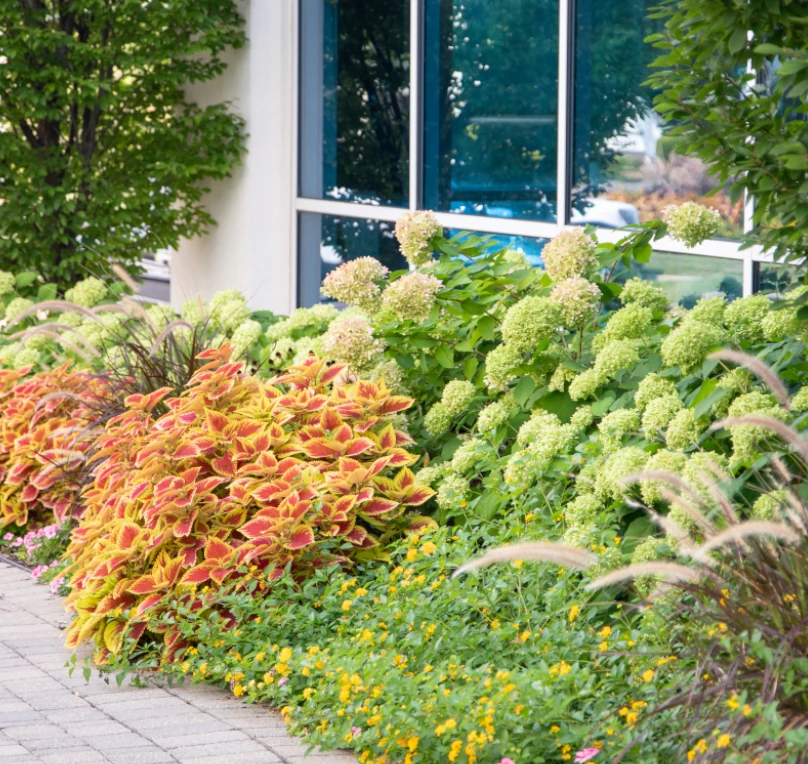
left=647, top=0, right=808, bottom=267
left=0, top=0, right=247, bottom=287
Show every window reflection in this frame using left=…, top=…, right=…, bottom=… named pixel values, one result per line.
left=298, top=213, right=409, bottom=307
left=571, top=0, right=742, bottom=236
left=617, top=253, right=744, bottom=307
left=299, top=0, right=410, bottom=206
left=423, top=0, right=559, bottom=222
left=756, top=263, right=798, bottom=296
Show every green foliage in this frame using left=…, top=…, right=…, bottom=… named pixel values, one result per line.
left=647, top=0, right=808, bottom=268
left=0, top=0, right=247, bottom=286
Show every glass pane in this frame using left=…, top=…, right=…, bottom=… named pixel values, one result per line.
left=571, top=0, right=743, bottom=236
left=423, top=0, right=559, bottom=222
left=756, top=262, right=799, bottom=296
left=617, top=253, right=744, bottom=307
left=446, top=230, right=549, bottom=269
left=298, top=213, right=409, bottom=307
left=299, top=0, right=410, bottom=206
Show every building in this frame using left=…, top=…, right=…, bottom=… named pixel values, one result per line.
left=171, top=0, right=786, bottom=315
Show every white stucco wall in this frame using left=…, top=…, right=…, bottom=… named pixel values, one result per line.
left=171, top=0, right=297, bottom=314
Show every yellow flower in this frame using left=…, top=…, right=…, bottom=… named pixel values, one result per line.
left=743, top=704, right=752, bottom=716
left=642, top=669, right=655, bottom=682
left=569, top=605, right=580, bottom=622
left=550, top=725, right=560, bottom=734
left=279, top=647, right=293, bottom=663
left=233, top=684, right=244, bottom=697
left=355, top=587, right=369, bottom=596
left=512, top=560, right=524, bottom=569
left=717, top=734, right=730, bottom=748
left=599, top=626, right=612, bottom=638
left=406, top=548, right=418, bottom=562
left=302, top=687, right=314, bottom=699
left=448, top=740, right=463, bottom=762
left=599, top=642, right=608, bottom=651
left=421, top=541, right=437, bottom=555
left=726, top=696, right=739, bottom=711
left=525, top=513, right=535, bottom=522
left=406, top=736, right=419, bottom=752
left=519, top=630, right=531, bottom=642
left=342, top=599, right=352, bottom=611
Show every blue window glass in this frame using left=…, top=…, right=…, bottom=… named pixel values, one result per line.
left=423, top=0, right=559, bottom=222
left=299, top=0, right=410, bottom=206
left=446, top=230, right=549, bottom=269
left=571, top=0, right=742, bottom=236
left=298, top=213, right=409, bottom=307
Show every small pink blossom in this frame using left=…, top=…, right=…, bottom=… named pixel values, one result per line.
left=498, top=759, right=516, bottom=764
left=351, top=727, right=362, bottom=736
left=575, top=748, right=600, bottom=763
left=49, top=576, right=65, bottom=594
left=278, top=677, right=288, bottom=686
left=2, top=532, right=13, bottom=542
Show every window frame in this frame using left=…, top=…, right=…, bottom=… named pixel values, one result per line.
left=294, top=0, right=772, bottom=305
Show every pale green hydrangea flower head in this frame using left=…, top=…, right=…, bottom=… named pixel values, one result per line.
left=570, top=405, right=594, bottom=431
left=502, top=249, right=532, bottom=272
left=484, top=343, right=522, bottom=390
left=476, top=397, right=513, bottom=435
left=368, top=360, right=406, bottom=392
left=541, top=229, right=598, bottom=282
left=516, top=409, right=561, bottom=447
left=269, top=336, right=296, bottom=364
left=181, top=297, right=207, bottom=326
left=381, top=271, right=442, bottom=323
left=4, top=296, right=33, bottom=323
left=0, top=271, right=15, bottom=296
left=568, top=368, right=604, bottom=401
left=321, top=316, right=385, bottom=371
left=58, top=311, right=83, bottom=329
left=663, top=202, right=721, bottom=248
left=687, top=296, right=726, bottom=326
left=209, top=290, right=252, bottom=334
left=11, top=346, right=41, bottom=369
left=415, top=463, right=449, bottom=488
left=436, top=473, right=470, bottom=511
left=641, top=393, right=684, bottom=436
left=660, top=319, right=724, bottom=372
left=682, top=451, right=729, bottom=506
left=792, top=385, right=808, bottom=413
left=752, top=490, right=788, bottom=521
left=549, top=276, right=601, bottom=328
left=634, top=373, right=677, bottom=412
left=726, top=391, right=788, bottom=464
left=598, top=408, right=640, bottom=453
left=595, top=446, right=649, bottom=502
left=441, top=379, right=476, bottom=416
left=593, top=339, right=641, bottom=380
left=394, top=210, right=442, bottom=267
left=716, top=368, right=751, bottom=394
left=229, top=319, right=263, bottom=358
left=640, top=449, right=688, bottom=505
left=631, top=537, right=667, bottom=596
left=565, top=493, right=603, bottom=526
left=451, top=438, right=491, bottom=474
left=424, top=402, right=452, bottom=437
left=266, top=319, right=294, bottom=343
left=145, top=304, right=178, bottom=333
left=501, top=296, right=563, bottom=353
left=548, top=365, right=576, bottom=393
left=64, top=276, right=108, bottom=308
left=665, top=408, right=701, bottom=451
left=620, top=277, right=669, bottom=313
left=562, top=523, right=597, bottom=550
left=592, top=303, right=653, bottom=353
left=761, top=305, right=806, bottom=342
left=321, top=257, right=390, bottom=312
left=724, top=294, right=770, bottom=344
left=292, top=336, right=325, bottom=366
left=21, top=333, right=52, bottom=352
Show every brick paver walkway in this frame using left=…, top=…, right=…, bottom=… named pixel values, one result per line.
left=0, top=562, right=357, bottom=764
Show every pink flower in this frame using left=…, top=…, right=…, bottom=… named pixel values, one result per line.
left=278, top=677, right=288, bottom=687
left=351, top=727, right=362, bottom=736
left=575, top=749, right=600, bottom=763
left=2, top=532, right=13, bottom=542
left=43, top=525, right=58, bottom=539
left=498, top=759, right=516, bottom=764
left=11, top=538, right=22, bottom=547
left=49, top=577, right=65, bottom=594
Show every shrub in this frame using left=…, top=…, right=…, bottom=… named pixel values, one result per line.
left=0, top=365, right=118, bottom=529
left=64, top=349, right=433, bottom=663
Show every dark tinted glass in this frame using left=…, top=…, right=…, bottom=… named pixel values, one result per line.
left=571, top=0, right=742, bottom=236
left=298, top=213, right=409, bottom=307
left=756, top=263, right=799, bottom=296
left=299, top=0, right=410, bottom=206
left=423, top=0, right=559, bottom=222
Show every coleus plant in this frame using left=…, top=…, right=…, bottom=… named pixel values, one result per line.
left=0, top=364, right=117, bottom=528
left=64, top=348, right=434, bottom=663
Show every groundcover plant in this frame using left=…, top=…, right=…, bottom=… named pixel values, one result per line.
left=3, top=204, right=808, bottom=761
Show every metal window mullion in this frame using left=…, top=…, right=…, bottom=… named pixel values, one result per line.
left=409, top=0, right=423, bottom=211
left=556, top=0, right=573, bottom=228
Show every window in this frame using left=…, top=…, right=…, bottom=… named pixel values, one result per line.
left=297, top=0, right=761, bottom=307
